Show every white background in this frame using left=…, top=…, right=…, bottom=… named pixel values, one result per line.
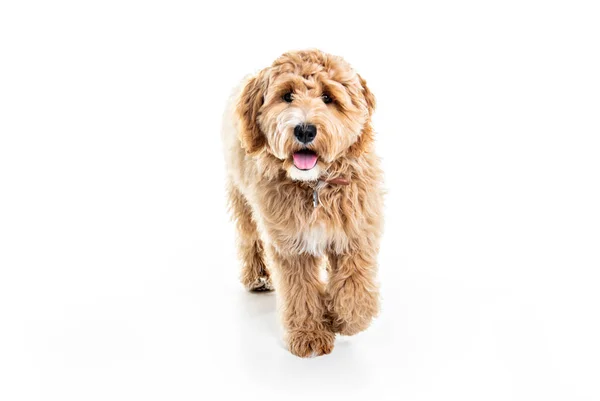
left=1, top=1, right=599, bottom=400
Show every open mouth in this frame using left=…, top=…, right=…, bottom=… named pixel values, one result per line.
left=292, top=149, right=318, bottom=170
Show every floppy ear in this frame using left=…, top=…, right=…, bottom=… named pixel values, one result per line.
left=358, top=74, right=376, bottom=116
left=349, top=74, right=377, bottom=157
left=236, top=72, right=267, bottom=154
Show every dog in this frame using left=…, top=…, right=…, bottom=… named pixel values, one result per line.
left=222, top=49, right=383, bottom=357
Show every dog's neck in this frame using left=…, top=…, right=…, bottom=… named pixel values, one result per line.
left=308, top=175, right=351, bottom=208
left=294, top=158, right=354, bottom=207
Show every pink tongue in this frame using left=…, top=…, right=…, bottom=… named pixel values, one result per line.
left=293, top=152, right=318, bottom=170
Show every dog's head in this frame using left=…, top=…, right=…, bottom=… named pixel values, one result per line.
left=236, top=49, right=375, bottom=181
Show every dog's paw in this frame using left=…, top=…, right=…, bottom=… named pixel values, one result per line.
left=326, top=280, right=379, bottom=336
left=326, top=309, right=374, bottom=336
left=286, top=329, right=335, bottom=358
left=245, top=276, right=274, bottom=292
left=332, top=319, right=371, bottom=336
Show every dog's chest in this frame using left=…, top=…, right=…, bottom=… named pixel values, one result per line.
left=298, top=223, right=329, bottom=256
left=296, top=220, right=348, bottom=256
left=256, top=182, right=354, bottom=256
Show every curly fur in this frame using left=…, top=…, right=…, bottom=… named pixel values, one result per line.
left=222, top=49, right=384, bottom=357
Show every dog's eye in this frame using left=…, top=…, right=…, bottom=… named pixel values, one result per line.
left=282, top=92, right=293, bottom=103
left=322, top=93, right=333, bottom=104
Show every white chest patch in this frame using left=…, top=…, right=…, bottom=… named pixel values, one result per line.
left=296, top=223, right=349, bottom=256
left=300, top=224, right=329, bottom=256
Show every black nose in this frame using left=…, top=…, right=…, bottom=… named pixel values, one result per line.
left=294, top=124, right=317, bottom=144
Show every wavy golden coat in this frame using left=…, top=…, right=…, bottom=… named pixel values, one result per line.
left=222, top=49, right=384, bottom=357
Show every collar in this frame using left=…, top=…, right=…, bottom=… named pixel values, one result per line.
left=312, top=176, right=351, bottom=208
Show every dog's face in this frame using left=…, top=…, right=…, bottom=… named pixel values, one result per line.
left=237, top=50, right=375, bottom=181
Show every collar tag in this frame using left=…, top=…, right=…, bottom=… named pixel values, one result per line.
left=313, top=189, right=318, bottom=208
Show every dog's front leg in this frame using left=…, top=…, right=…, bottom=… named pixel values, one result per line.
left=270, top=250, right=335, bottom=357
left=326, top=247, right=380, bottom=336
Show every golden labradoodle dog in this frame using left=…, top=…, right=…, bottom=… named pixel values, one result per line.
left=222, top=49, right=383, bottom=357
